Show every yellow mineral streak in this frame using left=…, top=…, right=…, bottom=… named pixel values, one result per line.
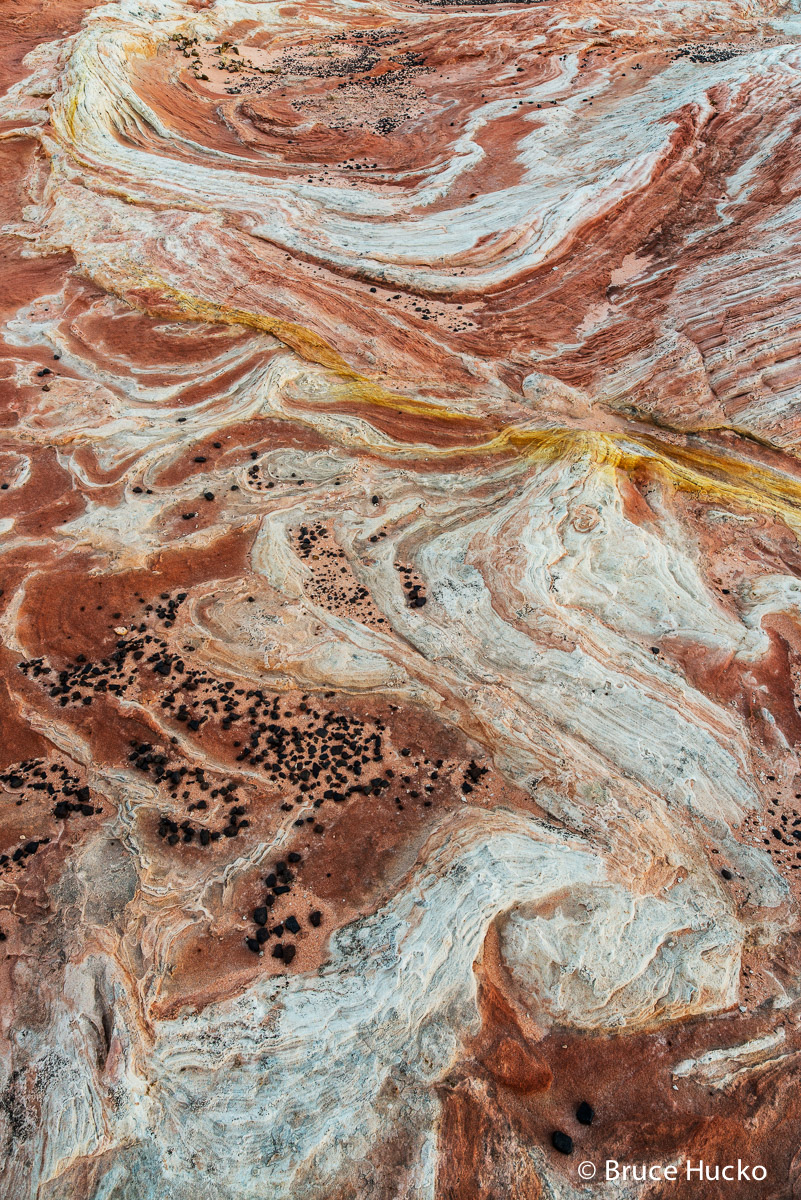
left=115, top=281, right=801, bottom=533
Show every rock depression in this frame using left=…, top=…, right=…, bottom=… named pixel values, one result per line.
left=1, top=0, right=801, bottom=1195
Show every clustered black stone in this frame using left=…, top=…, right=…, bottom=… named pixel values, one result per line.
left=245, top=853, right=320, bottom=965
left=295, top=521, right=389, bottom=626
left=674, top=43, right=742, bottom=64
left=14, top=590, right=489, bottom=973
left=0, top=759, right=100, bottom=873
left=396, top=562, right=427, bottom=607
left=551, top=1100, right=594, bottom=1156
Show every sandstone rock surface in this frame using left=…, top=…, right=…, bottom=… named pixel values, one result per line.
left=0, top=0, right=800, bottom=1195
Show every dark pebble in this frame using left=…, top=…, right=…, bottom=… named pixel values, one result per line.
left=576, top=1101, right=594, bottom=1126
left=552, top=1131, right=573, bottom=1155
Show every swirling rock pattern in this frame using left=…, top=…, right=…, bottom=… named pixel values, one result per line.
left=1, top=0, right=801, bottom=1195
